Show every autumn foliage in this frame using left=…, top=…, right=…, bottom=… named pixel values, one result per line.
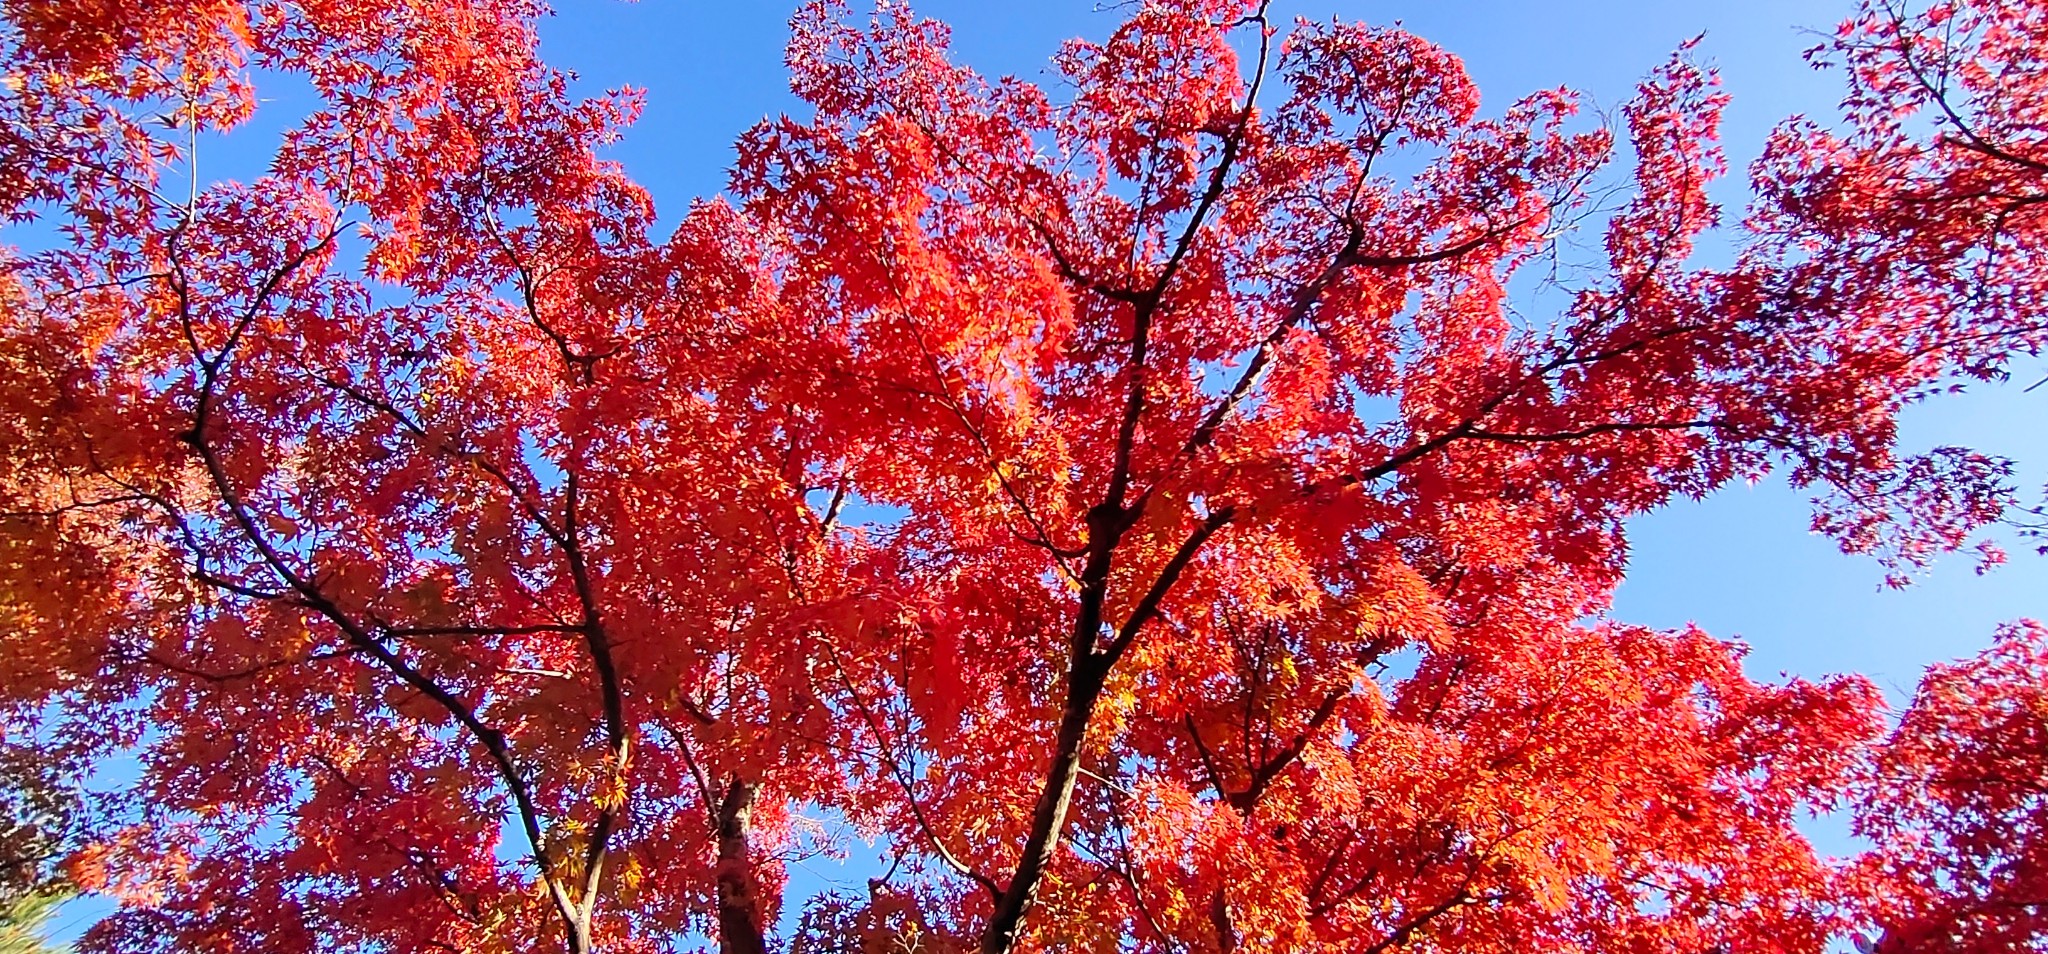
left=1853, top=622, right=2048, bottom=953
left=0, top=0, right=2042, bottom=952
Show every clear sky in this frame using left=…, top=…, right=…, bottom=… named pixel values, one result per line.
left=32, top=0, right=2048, bottom=945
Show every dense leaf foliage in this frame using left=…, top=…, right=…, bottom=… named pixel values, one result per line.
left=0, top=0, right=2040, bottom=953
left=1855, top=623, right=2048, bottom=953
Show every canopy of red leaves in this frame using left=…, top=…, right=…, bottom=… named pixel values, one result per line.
left=0, top=0, right=2040, bottom=953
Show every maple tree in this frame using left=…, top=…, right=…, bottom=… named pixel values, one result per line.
left=0, top=0, right=2041, bottom=953
left=1851, top=622, right=2048, bottom=953
left=1743, top=0, right=2048, bottom=579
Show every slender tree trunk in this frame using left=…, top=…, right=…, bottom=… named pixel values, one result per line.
left=717, top=778, right=770, bottom=954
left=983, top=503, right=1133, bottom=954
left=977, top=499, right=1226, bottom=954
left=980, top=659, right=1106, bottom=954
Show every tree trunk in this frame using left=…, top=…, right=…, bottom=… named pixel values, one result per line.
left=980, top=662, right=1105, bottom=954
left=717, top=778, right=769, bottom=954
